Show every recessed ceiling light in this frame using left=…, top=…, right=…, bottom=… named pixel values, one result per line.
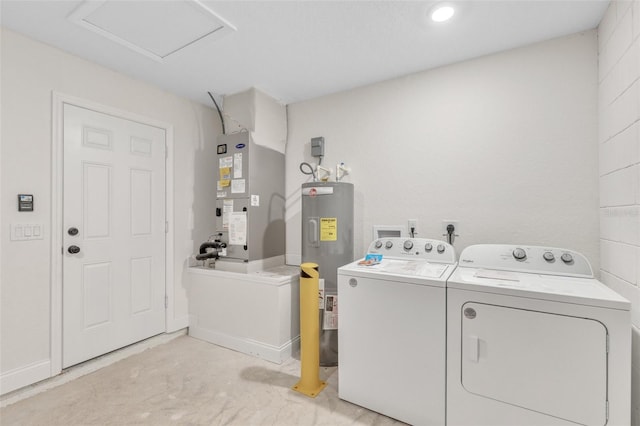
left=431, top=5, right=455, bottom=22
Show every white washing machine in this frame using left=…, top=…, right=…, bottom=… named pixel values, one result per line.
left=338, top=237, right=457, bottom=426
left=447, top=244, right=631, bottom=426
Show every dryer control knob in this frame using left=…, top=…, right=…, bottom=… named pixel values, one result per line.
left=424, top=242, right=433, bottom=252
left=561, top=253, right=573, bottom=264
left=403, top=240, right=414, bottom=251
left=437, top=244, right=445, bottom=253
left=543, top=251, right=555, bottom=262
left=513, top=248, right=527, bottom=260
left=374, top=240, right=383, bottom=249
left=385, top=241, right=393, bottom=249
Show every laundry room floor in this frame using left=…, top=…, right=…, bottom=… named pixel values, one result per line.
left=0, top=335, right=402, bottom=425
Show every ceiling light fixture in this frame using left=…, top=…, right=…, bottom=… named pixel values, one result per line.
left=430, top=5, right=455, bottom=22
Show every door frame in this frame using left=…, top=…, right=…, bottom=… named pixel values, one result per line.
left=50, top=92, right=175, bottom=376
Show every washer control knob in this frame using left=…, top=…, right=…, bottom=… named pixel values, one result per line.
left=543, top=251, right=555, bottom=262
left=403, top=240, right=414, bottom=251
left=437, top=244, right=445, bottom=253
left=385, top=241, right=393, bottom=249
left=374, top=240, right=383, bottom=249
left=424, top=242, right=433, bottom=252
left=513, top=248, right=527, bottom=260
left=561, top=253, right=574, bottom=264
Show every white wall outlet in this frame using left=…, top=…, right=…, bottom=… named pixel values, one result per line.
left=441, top=220, right=459, bottom=238
left=408, top=219, right=418, bottom=236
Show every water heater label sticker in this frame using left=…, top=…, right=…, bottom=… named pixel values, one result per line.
left=323, top=295, right=338, bottom=330
left=318, top=279, right=325, bottom=309
left=231, top=179, right=246, bottom=193
left=233, top=153, right=243, bottom=178
left=251, top=194, right=260, bottom=206
left=320, top=218, right=337, bottom=241
left=229, top=212, right=247, bottom=245
left=219, top=156, right=232, bottom=168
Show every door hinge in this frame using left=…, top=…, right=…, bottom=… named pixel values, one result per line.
left=165, top=295, right=168, bottom=309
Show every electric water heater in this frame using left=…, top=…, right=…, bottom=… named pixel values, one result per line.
left=301, top=181, right=354, bottom=366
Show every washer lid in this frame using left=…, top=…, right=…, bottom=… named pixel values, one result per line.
left=448, top=267, right=631, bottom=310
left=339, top=259, right=455, bottom=286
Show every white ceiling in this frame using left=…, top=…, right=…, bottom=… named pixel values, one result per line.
left=1, top=0, right=609, bottom=106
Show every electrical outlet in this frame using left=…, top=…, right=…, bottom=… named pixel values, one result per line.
left=408, top=219, right=418, bottom=235
left=441, top=220, right=459, bottom=237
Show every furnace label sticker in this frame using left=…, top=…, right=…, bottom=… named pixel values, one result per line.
left=222, top=199, right=234, bottom=229
left=219, top=167, right=231, bottom=188
left=219, top=156, right=233, bottom=168
left=320, top=218, right=337, bottom=241
left=229, top=211, right=247, bottom=245
left=231, top=179, right=246, bottom=194
left=233, top=153, right=243, bottom=178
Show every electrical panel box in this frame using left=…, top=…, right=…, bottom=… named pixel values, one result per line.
left=311, top=137, right=325, bottom=158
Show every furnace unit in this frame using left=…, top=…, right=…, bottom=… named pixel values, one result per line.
left=215, top=132, right=285, bottom=267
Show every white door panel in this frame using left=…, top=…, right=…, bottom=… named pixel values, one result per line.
left=63, top=104, right=166, bottom=368
left=461, top=302, right=607, bottom=426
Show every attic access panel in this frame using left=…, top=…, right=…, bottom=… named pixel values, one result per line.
left=69, top=0, right=236, bottom=62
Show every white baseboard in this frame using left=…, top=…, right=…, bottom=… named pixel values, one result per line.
left=1, top=329, right=187, bottom=406
left=188, top=325, right=300, bottom=365
left=0, top=359, right=51, bottom=396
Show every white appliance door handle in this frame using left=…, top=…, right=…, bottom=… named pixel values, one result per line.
left=465, top=335, right=479, bottom=363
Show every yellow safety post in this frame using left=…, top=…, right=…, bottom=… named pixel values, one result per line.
left=292, top=262, right=327, bottom=398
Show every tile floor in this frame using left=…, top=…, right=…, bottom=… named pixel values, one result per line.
left=0, top=335, right=402, bottom=425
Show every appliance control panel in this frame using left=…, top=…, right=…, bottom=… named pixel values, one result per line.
left=367, top=238, right=456, bottom=263
left=458, top=244, right=593, bottom=278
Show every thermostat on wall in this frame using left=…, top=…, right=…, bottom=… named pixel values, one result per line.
left=18, top=194, right=33, bottom=212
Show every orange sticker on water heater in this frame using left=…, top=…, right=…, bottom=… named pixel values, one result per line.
left=320, top=218, right=337, bottom=241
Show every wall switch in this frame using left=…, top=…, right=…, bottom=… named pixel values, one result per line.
left=11, top=224, right=44, bottom=241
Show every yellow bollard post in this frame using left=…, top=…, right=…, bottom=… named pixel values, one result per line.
left=292, top=262, right=327, bottom=398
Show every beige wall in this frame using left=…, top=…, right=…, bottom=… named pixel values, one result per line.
left=597, top=1, right=640, bottom=423
left=0, top=28, right=220, bottom=393
left=286, top=31, right=600, bottom=271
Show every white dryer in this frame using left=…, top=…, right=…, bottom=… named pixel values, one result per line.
left=338, top=238, right=457, bottom=426
left=447, top=244, right=631, bottom=426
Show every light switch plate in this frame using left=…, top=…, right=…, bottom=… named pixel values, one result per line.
left=11, top=224, right=44, bottom=241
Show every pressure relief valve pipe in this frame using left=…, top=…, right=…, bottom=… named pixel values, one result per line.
left=292, top=263, right=327, bottom=398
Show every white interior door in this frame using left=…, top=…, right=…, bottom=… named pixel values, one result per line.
left=63, top=103, right=166, bottom=368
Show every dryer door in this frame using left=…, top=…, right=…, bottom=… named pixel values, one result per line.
left=460, top=302, right=607, bottom=426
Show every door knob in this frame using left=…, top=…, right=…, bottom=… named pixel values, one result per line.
left=68, top=227, right=79, bottom=236
left=68, top=245, right=81, bottom=254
